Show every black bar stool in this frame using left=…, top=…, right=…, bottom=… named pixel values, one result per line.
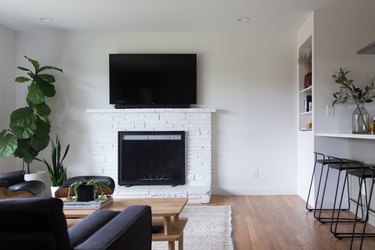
left=330, top=161, right=370, bottom=237
left=349, top=165, right=375, bottom=250
left=314, top=156, right=364, bottom=224
left=305, top=152, right=342, bottom=211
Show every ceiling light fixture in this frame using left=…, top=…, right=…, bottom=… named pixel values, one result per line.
left=39, top=17, right=53, bottom=22
left=237, top=17, right=250, bottom=22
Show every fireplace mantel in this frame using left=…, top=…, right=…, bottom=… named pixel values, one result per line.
left=86, top=108, right=215, bottom=203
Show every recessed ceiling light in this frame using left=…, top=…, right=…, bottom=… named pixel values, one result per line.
left=237, top=17, right=250, bottom=22
left=39, top=17, right=53, bottom=22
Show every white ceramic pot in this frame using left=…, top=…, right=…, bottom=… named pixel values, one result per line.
left=24, top=170, right=52, bottom=197
left=51, top=186, right=59, bottom=197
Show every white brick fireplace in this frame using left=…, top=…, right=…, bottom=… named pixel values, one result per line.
left=86, top=108, right=215, bottom=203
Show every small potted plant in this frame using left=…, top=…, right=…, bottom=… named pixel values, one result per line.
left=332, top=68, right=375, bottom=134
left=67, top=179, right=112, bottom=202
left=37, top=135, right=70, bottom=196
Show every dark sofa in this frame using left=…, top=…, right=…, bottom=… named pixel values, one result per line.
left=0, top=197, right=152, bottom=250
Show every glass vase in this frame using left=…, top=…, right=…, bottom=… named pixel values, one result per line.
left=352, top=106, right=369, bottom=134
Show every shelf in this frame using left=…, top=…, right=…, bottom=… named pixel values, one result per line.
left=315, top=133, right=375, bottom=140
left=152, top=217, right=187, bottom=241
left=300, top=111, right=312, bottom=116
left=299, top=86, right=312, bottom=94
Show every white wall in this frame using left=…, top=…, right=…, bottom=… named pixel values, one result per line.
left=314, top=0, right=375, bottom=223
left=314, top=0, right=375, bottom=157
left=0, top=24, right=16, bottom=173
left=15, top=31, right=297, bottom=195
left=315, top=0, right=375, bottom=136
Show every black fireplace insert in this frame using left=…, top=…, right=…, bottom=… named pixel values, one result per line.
left=118, top=131, right=185, bottom=186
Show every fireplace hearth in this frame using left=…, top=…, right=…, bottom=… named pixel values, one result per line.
left=118, top=131, right=185, bottom=186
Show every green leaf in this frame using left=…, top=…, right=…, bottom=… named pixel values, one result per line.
left=37, top=80, right=56, bottom=97
left=17, top=66, right=32, bottom=72
left=27, top=83, right=45, bottom=105
left=15, top=76, right=31, bottom=83
left=30, top=134, right=50, bottom=151
left=14, top=139, right=37, bottom=163
left=10, top=108, right=37, bottom=139
left=38, top=74, right=56, bottom=83
left=35, top=117, right=50, bottom=136
left=38, top=66, right=63, bottom=73
left=35, top=102, right=51, bottom=116
left=25, top=56, right=40, bottom=72
left=10, top=107, right=37, bottom=127
left=0, top=130, right=18, bottom=157
left=10, top=124, right=37, bottom=139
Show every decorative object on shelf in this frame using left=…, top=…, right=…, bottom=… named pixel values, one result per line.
left=0, top=56, right=63, bottom=173
left=67, top=179, right=112, bottom=202
left=306, top=118, right=313, bottom=130
left=332, top=68, right=375, bottom=134
left=352, top=107, right=369, bottom=134
left=37, top=135, right=69, bottom=187
left=371, top=117, right=375, bottom=135
left=304, top=93, right=312, bottom=112
left=298, top=51, right=312, bottom=88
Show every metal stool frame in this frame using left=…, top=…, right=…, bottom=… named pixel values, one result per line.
left=314, top=156, right=364, bottom=224
left=306, top=152, right=342, bottom=212
left=349, top=166, right=375, bottom=250
left=330, top=162, right=371, bottom=238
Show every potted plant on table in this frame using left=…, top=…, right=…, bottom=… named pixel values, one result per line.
left=67, top=179, right=112, bottom=202
left=332, top=68, right=375, bottom=134
left=37, top=135, right=70, bottom=197
left=0, top=56, right=63, bottom=172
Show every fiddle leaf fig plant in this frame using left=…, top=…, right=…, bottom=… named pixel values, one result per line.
left=0, top=56, right=63, bottom=173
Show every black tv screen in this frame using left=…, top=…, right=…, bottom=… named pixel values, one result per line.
left=109, top=54, right=197, bottom=108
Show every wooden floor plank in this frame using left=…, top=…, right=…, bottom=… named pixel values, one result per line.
left=209, top=195, right=375, bottom=250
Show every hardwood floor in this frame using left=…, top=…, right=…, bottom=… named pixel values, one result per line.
left=209, top=195, right=375, bottom=250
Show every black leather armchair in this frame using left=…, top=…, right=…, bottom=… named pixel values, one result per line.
left=0, top=197, right=152, bottom=250
left=0, top=170, right=45, bottom=198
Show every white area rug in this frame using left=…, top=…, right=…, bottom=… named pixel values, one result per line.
left=152, top=205, right=234, bottom=250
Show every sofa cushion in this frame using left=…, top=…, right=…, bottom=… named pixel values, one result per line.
left=0, top=198, right=71, bottom=250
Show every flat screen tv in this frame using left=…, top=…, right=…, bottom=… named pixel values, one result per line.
left=109, top=54, right=197, bottom=108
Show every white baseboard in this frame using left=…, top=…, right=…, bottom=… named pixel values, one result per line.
left=212, top=186, right=296, bottom=195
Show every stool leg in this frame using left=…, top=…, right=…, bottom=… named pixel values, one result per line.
left=350, top=175, right=364, bottom=249
left=314, top=165, right=330, bottom=221
left=331, top=169, right=345, bottom=235
left=306, top=154, right=319, bottom=211
left=359, top=174, right=375, bottom=249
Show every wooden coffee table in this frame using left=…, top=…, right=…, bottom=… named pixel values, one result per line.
left=64, top=198, right=188, bottom=250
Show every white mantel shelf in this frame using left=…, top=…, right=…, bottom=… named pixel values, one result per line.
left=316, top=133, right=375, bottom=140
left=86, top=108, right=216, bottom=113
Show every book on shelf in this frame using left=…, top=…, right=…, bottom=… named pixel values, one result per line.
left=63, top=198, right=113, bottom=210
left=304, top=94, right=312, bottom=112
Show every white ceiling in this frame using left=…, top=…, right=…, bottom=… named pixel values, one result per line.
left=0, top=0, right=344, bottom=32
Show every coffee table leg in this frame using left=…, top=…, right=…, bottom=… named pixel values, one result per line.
left=178, top=233, right=183, bottom=250
left=168, top=241, right=175, bottom=250
left=164, top=216, right=171, bottom=235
